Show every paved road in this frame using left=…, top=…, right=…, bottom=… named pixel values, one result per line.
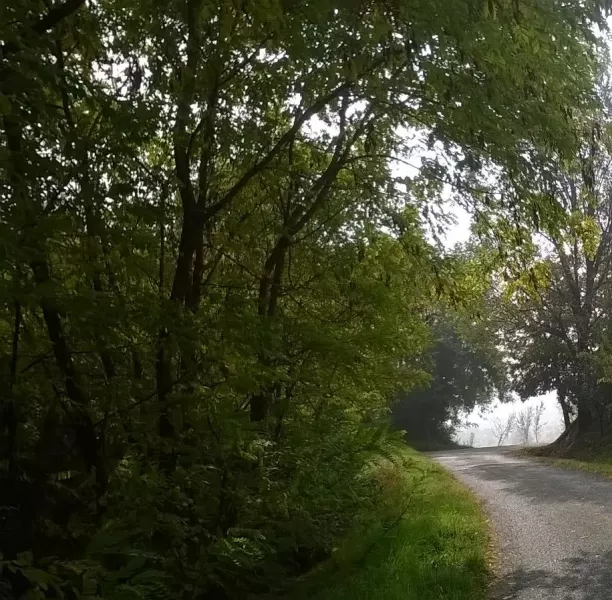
left=431, top=447, right=612, bottom=600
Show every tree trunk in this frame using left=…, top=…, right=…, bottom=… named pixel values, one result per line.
left=558, top=389, right=571, bottom=430
left=576, top=400, right=595, bottom=434
left=251, top=239, right=290, bottom=422
left=32, top=256, right=107, bottom=494
left=170, top=211, right=204, bottom=304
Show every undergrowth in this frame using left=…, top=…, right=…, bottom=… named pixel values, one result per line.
left=292, top=449, right=491, bottom=600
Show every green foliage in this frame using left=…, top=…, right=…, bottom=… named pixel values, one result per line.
left=392, top=311, right=507, bottom=447
left=494, top=106, right=612, bottom=435
left=0, top=0, right=607, bottom=597
left=491, top=98, right=612, bottom=438
left=391, top=245, right=509, bottom=448
left=297, top=450, right=490, bottom=600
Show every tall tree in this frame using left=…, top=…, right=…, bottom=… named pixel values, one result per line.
left=498, top=116, right=612, bottom=439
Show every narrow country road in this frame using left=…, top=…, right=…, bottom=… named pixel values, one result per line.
left=431, top=447, right=612, bottom=600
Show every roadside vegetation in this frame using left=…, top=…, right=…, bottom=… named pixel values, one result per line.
left=296, top=450, right=491, bottom=600
left=523, top=446, right=612, bottom=479
left=1, top=0, right=611, bottom=598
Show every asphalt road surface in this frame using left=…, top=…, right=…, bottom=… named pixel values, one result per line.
left=431, top=447, right=612, bottom=600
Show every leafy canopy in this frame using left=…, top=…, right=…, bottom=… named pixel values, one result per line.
left=0, top=0, right=608, bottom=597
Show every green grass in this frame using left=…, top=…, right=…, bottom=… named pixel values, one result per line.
left=295, top=450, right=491, bottom=600
left=521, top=447, right=612, bottom=478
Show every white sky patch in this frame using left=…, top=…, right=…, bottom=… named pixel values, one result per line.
left=460, top=392, right=565, bottom=447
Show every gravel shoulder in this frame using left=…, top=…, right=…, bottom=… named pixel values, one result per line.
left=430, top=447, right=612, bottom=600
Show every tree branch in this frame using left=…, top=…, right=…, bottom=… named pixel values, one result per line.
left=33, top=0, right=86, bottom=35
left=2, top=0, right=86, bottom=56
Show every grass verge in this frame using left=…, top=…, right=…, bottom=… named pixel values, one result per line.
left=294, top=449, right=491, bottom=600
left=521, top=446, right=612, bottom=478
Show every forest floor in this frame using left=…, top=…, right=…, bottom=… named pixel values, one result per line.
left=295, top=450, right=490, bottom=600
left=433, top=446, right=612, bottom=600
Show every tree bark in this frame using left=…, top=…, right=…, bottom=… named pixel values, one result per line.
left=558, top=391, right=571, bottom=430
left=251, top=240, right=290, bottom=422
